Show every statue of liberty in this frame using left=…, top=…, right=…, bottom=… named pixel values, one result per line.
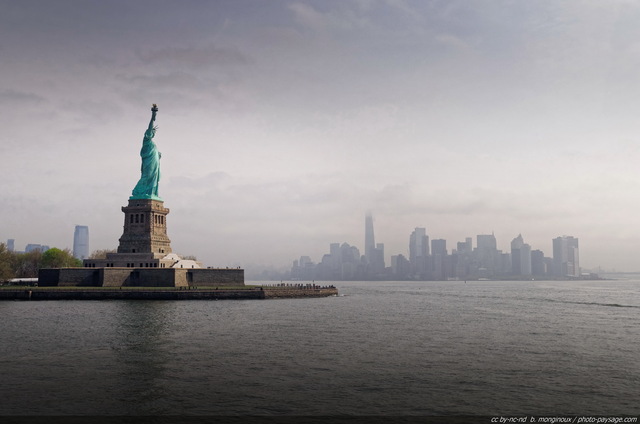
left=131, top=104, right=162, bottom=200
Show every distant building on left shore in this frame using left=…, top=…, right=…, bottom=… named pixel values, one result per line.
left=25, top=244, right=50, bottom=253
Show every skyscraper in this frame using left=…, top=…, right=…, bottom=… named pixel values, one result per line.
left=510, top=234, right=531, bottom=276
left=372, top=243, right=385, bottom=274
left=409, top=228, right=428, bottom=260
left=409, top=227, right=429, bottom=278
left=364, top=213, right=385, bottom=277
left=454, top=237, right=473, bottom=280
left=6, top=239, right=15, bottom=252
left=431, top=239, right=448, bottom=280
left=25, top=244, right=49, bottom=253
left=531, top=249, right=545, bottom=276
left=520, top=243, right=532, bottom=276
left=364, top=213, right=375, bottom=264
left=73, top=225, right=89, bottom=260
left=511, top=234, right=524, bottom=275
left=431, top=239, right=447, bottom=257
left=476, top=233, right=498, bottom=277
left=477, top=234, right=497, bottom=251
left=391, top=254, right=410, bottom=279
left=552, top=236, right=579, bottom=277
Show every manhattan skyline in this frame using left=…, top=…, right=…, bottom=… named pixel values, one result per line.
left=0, top=217, right=601, bottom=276
left=3, top=1, right=640, bottom=271
left=291, top=214, right=585, bottom=281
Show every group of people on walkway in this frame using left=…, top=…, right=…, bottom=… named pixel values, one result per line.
left=266, top=282, right=336, bottom=290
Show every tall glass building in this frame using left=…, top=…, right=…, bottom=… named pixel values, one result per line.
left=73, top=225, right=89, bottom=260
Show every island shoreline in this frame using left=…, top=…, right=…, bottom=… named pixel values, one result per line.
left=0, top=286, right=338, bottom=301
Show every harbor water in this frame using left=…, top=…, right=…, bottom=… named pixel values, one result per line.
left=1, top=280, right=639, bottom=417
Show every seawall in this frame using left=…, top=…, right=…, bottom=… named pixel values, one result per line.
left=262, top=287, right=338, bottom=299
left=38, top=267, right=245, bottom=287
left=0, top=286, right=338, bottom=301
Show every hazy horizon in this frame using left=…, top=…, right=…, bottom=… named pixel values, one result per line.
left=3, top=1, right=640, bottom=272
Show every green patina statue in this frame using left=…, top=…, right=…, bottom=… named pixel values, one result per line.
left=130, top=104, right=162, bottom=200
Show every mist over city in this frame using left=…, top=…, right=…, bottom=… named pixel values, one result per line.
left=3, top=1, right=640, bottom=272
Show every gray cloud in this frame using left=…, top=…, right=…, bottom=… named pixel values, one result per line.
left=137, top=44, right=249, bottom=68
left=3, top=0, right=640, bottom=271
left=0, top=89, right=46, bottom=105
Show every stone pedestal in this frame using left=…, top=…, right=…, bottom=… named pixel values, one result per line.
left=118, top=199, right=171, bottom=255
left=83, top=198, right=178, bottom=269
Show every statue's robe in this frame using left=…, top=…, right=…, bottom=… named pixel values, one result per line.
left=131, top=127, right=161, bottom=200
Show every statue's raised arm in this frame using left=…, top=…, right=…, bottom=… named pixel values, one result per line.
left=148, top=103, right=158, bottom=131
left=130, top=104, right=162, bottom=201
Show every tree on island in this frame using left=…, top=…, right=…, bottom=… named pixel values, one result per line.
left=89, top=248, right=116, bottom=260
left=0, top=243, right=15, bottom=282
left=41, top=248, right=82, bottom=268
left=0, top=247, right=82, bottom=281
left=13, top=249, right=43, bottom=278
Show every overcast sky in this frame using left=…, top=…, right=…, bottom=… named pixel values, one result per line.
left=3, top=0, right=640, bottom=272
